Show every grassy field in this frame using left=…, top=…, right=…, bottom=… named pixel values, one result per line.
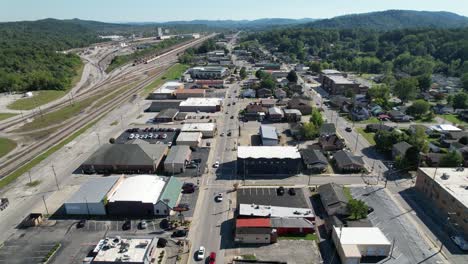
left=7, top=63, right=85, bottom=111
left=141, top=63, right=189, bottom=96
left=344, top=116, right=380, bottom=124
left=278, top=233, right=318, bottom=241
left=439, top=114, right=467, bottom=125
left=0, top=120, right=98, bottom=189
left=0, top=113, right=18, bottom=121
left=356, top=127, right=376, bottom=145
left=0, top=138, right=17, bottom=158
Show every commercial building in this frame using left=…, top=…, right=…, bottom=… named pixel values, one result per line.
left=237, top=146, right=302, bottom=176
left=107, top=175, right=182, bottom=217
left=147, top=100, right=182, bottom=112
left=148, top=81, right=183, bottom=99
left=164, top=145, right=192, bottom=174
left=64, top=176, right=122, bottom=215
left=259, top=125, right=278, bottom=146
left=322, top=75, right=364, bottom=95
left=332, top=227, right=391, bottom=264
left=195, top=79, right=224, bottom=88
left=81, top=144, right=168, bottom=174
left=154, top=108, right=179, bottom=123
left=235, top=218, right=276, bottom=244
left=271, top=218, right=315, bottom=236
left=176, top=132, right=202, bottom=147
left=179, top=98, right=222, bottom=112
left=89, top=237, right=157, bottom=264
left=189, top=66, right=229, bottom=79
left=181, top=123, right=217, bottom=138
left=238, top=203, right=314, bottom=220
left=175, top=88, right=206, bottom=99
left=415, top=167, right=468, bottom=237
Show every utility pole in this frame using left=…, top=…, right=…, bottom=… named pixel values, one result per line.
left=51, top=165, right=60, bottom=190
left=42, top=195, right=49, bottom=215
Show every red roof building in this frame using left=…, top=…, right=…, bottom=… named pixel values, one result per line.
left=236, top=218, right=271, bottom=228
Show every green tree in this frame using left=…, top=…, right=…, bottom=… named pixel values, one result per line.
left=452, top=92, right=468, bottom=109
left=367, top=84, right=390, bottom=107
left=300, top=123, right=318, bottom=140
left=393, top=77, right=419, bottom=102
left=239, top=67, right=247, bottom=79
left=440, top=151, right=463, bottom=167
left=260, top=78, right=276, bottom=90
left=347, top=199, right=368, bottom=220
left=417, top=74, right=432, bottom=91
left=374, top=130, right=409, bottom=152
left=310, top=108, right=323, bottom=128
left=406, top=100, right=430, bottom=118
left=287, top=70, right=298, bottom=83
left=308, top=62, right=322, bottom=73
left=459, top=136, right=468, bottom=145
left=408, top=126, right=429, bottom=153
left=461, top=73, right=468, bottom=92
left=255, top=69, right=266, bottom=79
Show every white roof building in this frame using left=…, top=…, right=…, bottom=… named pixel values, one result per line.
left=91, top=237, right=156, bottom=264
left=418, top=167, right=468, bottom=207
left=239, top=203, right=314, bottom=218
left=152, top=81, right=183, bottom=94
left=430, top=124, right=462, bottom=133
left=108, top=175, right=165, bottom=204
left=237, top=146, right=301, bottom=159
left=181, top=123, right=217, bottom=137
left=179, top=98, right=222, bottom=107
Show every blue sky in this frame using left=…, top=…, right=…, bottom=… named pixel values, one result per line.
left=1, top=0, right=467, bottom=22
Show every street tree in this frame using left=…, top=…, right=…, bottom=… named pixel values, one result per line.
left=300, top=122, right=318, bottom=140
left=408, top=126, right=429, bottom=153
left=347, top=199, right=368, bottom=220
left=309, top=108, right=323, bottom=128
left=452, top=92, right=468, bottom=109
left=440, top=151, right=463, bottom=167
left=406, top=100, right=430, bottom=118
left=287, top=70, right=298, bottom=83
left=393, top=77, right=419, bottom=102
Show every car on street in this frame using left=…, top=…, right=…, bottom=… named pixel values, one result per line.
left=139, top=221, right=147, bottom=229
left=451, top=236, right=468, bottom=251
left=77, top=219, right=86, bottom=228
left=122, top=220, right=131, bottom=230
left=208, top=252, right=216, bottom=264
left=213, top=161, right=220, bottom=168
left=196, top=246, right=205, bottom=261
left=227, top=131, right=232, bottom=136
left=172, top=229, right=188, bottom=238
left=277, top=186, right=285, bottom=195
left=182, top=182, right=196, bottom=193
left=186, top=163, right=198, bottom=169
left=215, top=193, right=223, bottom=202
left=220, top=132, right=225, bottom=137
left=345, top=127, right=352, bottom=132
left=367, top=206, right=374, bottom=214
left=230, top=115, right=234, bottom=119
left=288, top=188, right=296, bottom=195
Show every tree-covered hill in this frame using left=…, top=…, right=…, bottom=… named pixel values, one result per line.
left=307, top=10, right=468, bottom=30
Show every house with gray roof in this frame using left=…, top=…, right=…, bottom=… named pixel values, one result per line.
left=260, top=125, right=278, bottom=146
left=318, top=183, right=349, bottom=217
left=392, top=141, right=412, bottom=160
left=81, top=144, right=168, bottom=174
left=301, top=149, right=328, bottom=173
left=333, top=150, right=365, bottom=173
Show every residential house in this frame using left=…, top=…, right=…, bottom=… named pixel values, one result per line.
left=350, top=106, right=370, bottom=121
left=268, top=107, right=284, bottom=122
left=283, top=109, right=302, bottom=122
left=301, top=149, right=328, bottom=173
left=392, top=141, right=412, bottom=160
left=433, top=104, right=454, bottom=115
left=365, top=124, right=393, bottom=133
left=388, top=110, right=413, bottom=122
left=242, top=88, right=256, bottom=98
left=274, top=88, right=287, bottom=99
left=257, top=88, right=273, bottom=98
left=260, top=99, right=277, bottom=108
left=320, top=123, right=337, bottom=137
left=328, top=95, right=352, bottom=109
left=319, top=135, right=346, bottom=152
left=260, top=125, right=279, bottom=146
left=287, top=98, right=312, bottom=115
left=333, top=150, right=365, bottom=173
left=244, top=103, right=267, bottom=121
left=318, top=183, right=349, bottom=217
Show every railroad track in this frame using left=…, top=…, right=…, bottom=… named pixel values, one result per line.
left=0, top=35, right=211, bottom=131
left=0, top=34, right=214, bottom=179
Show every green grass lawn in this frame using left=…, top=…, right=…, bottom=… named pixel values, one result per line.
left=278, top=233, right=318, bottom=241
left=141, top=63, right=189, bottom=96
left=7, top=63, right=84, bottom=111
left=343, top=186, right=353, bottom=200
left=356, top=127, right=376, bottom=145
left=0, top=113, right=18, bottom=121
left=344, top=116, right=380, bottom=124
left=439, top=114, right=467, bottom=125
left=0, top=138, right=17, bottom=158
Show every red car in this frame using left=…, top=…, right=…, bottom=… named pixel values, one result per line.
left=209, top=252, right=216, bottom=264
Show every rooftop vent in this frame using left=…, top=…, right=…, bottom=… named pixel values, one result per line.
left=441, top=173, right=450, bottom=180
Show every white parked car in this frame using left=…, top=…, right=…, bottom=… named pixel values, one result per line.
left=134, top=134, right=140, bottom=139
left=213, top=161, right=220, bottom=168
left=162, top=134, right=167, bottom=139
left=129, top=134, right=135, bottom=139
left=196, top=246, right=205, bottom=260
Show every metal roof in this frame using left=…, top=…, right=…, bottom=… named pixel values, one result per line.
left=82, top=144, right=167, bottom=167
left=237, top=146, right=301, bottom=159
left=179, top=98, right=222, bottom=107
left=181, top=123, right=216, bottom=132
left=334, top=227, right=391, bottom=245
left=176, top=132, right=202, bottom=142
left=164, top=145, right=191, bottom=165
left=66, top=176, right=121, bottom=204
left=271, top=218, right=315, bottom=228
left=260, top=125, right=278, bottom=140
left=236, top=218, right=271, bottom=228
left=158, top=177, right=183, bottom=208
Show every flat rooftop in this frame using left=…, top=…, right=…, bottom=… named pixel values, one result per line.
left=419, top=167, right=468, bottom=207
left=327, top=75, right=354, bottom=84
left=152, top=81, right=183, bottom=94
left=239, top=203, right=314, bottom=218
left=92, top=237, right=153, bottom=263
left=334, top=227, right=391, bottom=245
left=179, top=98, right=222, bottom=107
left=182, top=123, right=216, bottom=132
left=237, top=146, right=301, bottom=159
left=108, top=175, right=165, bottom=204
left=66, top=176, right=120, bottom=204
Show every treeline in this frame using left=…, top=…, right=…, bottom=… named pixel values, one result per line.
left=247, top=27, right=468, bottom=77
left=0, top=19, right=102, bottom=93
left=179, top=38, right=228, bottom=64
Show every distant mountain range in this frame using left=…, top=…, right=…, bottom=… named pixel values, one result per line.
left=306, top=10, right=468, bottom=30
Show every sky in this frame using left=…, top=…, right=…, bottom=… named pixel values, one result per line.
left=0, top=0, right=467, bottom=22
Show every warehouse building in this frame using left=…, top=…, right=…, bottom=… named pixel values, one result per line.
left=81, top=144, right=168, bottom=174
left=64, top=176, right=122, bottom=215
left=176, top=132, right=202, bottom=147
left=415, top=167, right=468, bottom=238
left=237, top=146, right=302, bottom=176
left=89, top=237, right=157, bottom=264
left=148, top=81, right=183, bottom=99
left=154, top=108, right=179, bottom=123
left=259, top=125, right=278, bottom=146
left=175, top=88, right=206, bottom=99
left=106, top=175, right=182, bottom=217
left=164, top=145, right=192, bottom=174
left=189, top=66, right=229, bottom=79
left=179, top=98, right=222, bottom=112
left=147, top=100, right=182, bottom=112
left=181, top=123, right=217, bottom=138
left=332, top=227, right=391, bottom=264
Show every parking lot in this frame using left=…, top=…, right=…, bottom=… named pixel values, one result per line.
left=177, top=188, right=200, bottom=218
left=350, top=186, right=444, bottom=264
left=0, top=240, right=59, bottom=264
left=115, top=127, right=179, bottom=144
